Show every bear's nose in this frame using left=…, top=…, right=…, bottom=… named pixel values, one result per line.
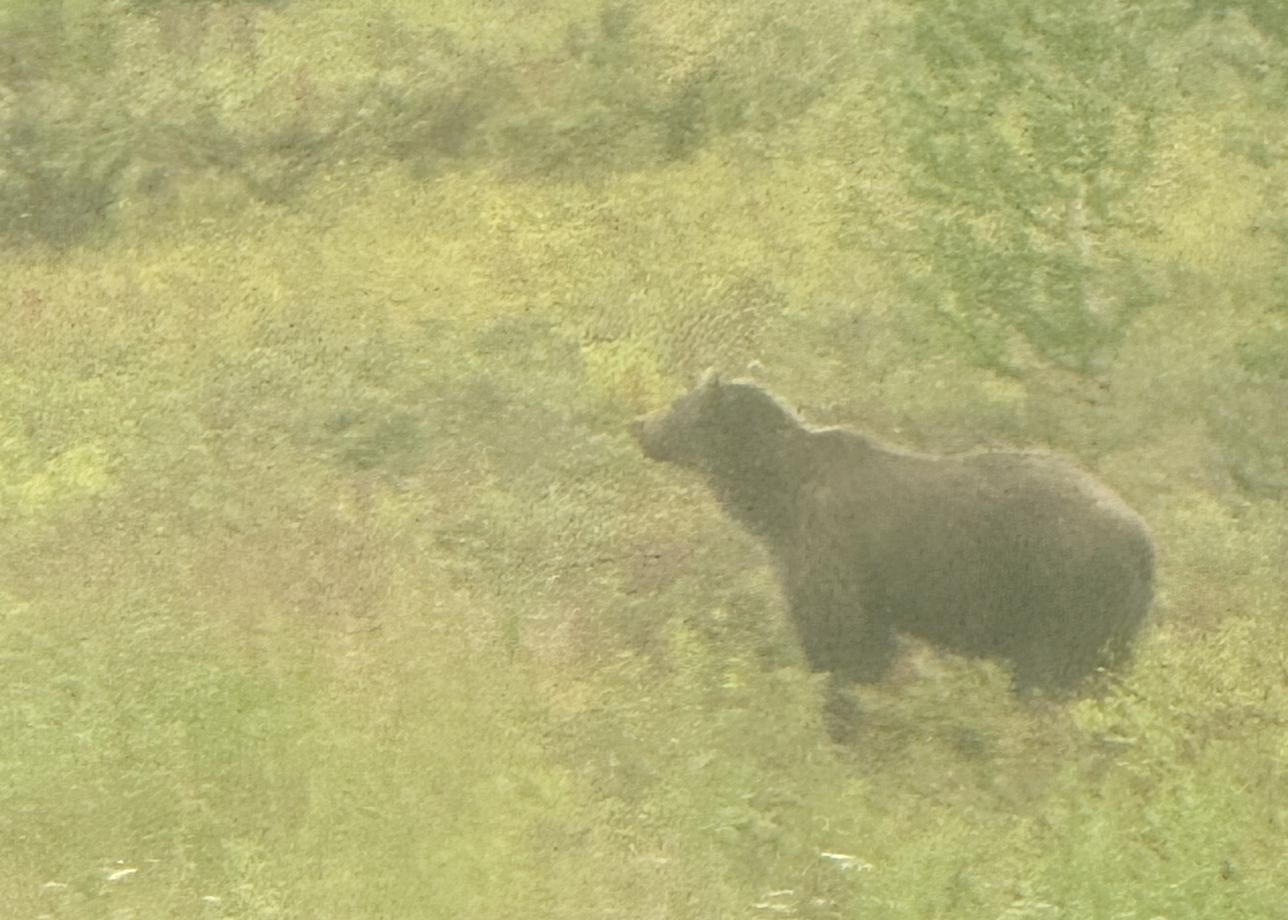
left=630, top=415, right=663, bottom=459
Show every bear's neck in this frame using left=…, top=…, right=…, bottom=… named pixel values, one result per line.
left=706, top=431, right=815, bottom=548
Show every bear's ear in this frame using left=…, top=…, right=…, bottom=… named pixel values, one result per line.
left=696, top=367, right=721, bottom=390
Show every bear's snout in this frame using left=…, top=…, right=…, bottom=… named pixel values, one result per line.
left=630, top=413, right=663, bottom=459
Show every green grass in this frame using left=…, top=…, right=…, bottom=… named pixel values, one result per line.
left=1, top=0, right=1286, bottom=917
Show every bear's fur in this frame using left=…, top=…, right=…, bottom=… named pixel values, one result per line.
left=631, top=372, right=1154, bottom=694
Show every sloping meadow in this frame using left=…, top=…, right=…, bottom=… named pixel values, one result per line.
left=1, top=0, right=1285, bottom=916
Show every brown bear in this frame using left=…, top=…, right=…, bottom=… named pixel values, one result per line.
left=631, top=372, right=1154, bottom=694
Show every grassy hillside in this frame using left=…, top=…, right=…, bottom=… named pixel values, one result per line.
left=1, top=0, right=1285, bottom=916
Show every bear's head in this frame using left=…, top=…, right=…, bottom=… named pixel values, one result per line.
left=630, top=370, right=802, bottom=475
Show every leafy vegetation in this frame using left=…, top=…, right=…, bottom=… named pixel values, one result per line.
left=855, top=0, right=1164, bottom=374
left=1, top=0, right=1285, bottom=917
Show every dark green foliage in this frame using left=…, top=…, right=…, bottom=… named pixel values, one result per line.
left=155, top=102, right=342, bottom=205
left=653, top=20, right=831, bottom=162
left=0, top=1, right=853, bottom=247
left=1186, top=0, right=1288, bottom=44
left=863, top=0, right=1164, bottom=374
left=491, top=4, right=843, bottom=177
left=0, top=4, right=127, bottom=245
left=0, top=94, right=132, bottom=247
left=0, top=1, right=119, bottom=83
